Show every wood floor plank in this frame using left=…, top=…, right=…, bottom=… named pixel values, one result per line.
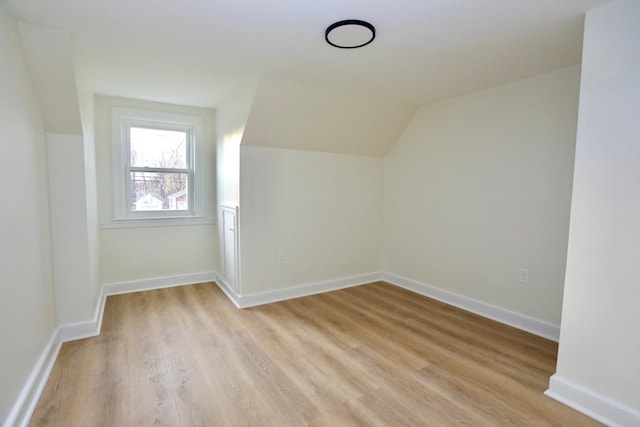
left=127, top=291, right=185, bottom=427
left=250, top=302, right=381, bottom=402
left=239, top=309, right=359, bottom=411
left=28, top=342, right=90, bottom=427
left=30, top=282, right=602, bottom=426
left=343, top=283, right=556, bottom=391
left=169, top=286, right=282, bottom=426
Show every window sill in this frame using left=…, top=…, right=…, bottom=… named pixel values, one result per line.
left=100, top=216, right=215, bottom=229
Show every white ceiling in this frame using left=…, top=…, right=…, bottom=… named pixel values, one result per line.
left=8, top=0, right=610, bottom=108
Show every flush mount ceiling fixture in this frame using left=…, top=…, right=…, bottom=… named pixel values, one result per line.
left=325, top=19, right=376, bottom=49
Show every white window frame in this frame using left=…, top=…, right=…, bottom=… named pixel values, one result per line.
left=111, top=107, right=204, bottom=225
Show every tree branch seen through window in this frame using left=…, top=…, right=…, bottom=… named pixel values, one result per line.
left=128, top=127, right=190, bottom=212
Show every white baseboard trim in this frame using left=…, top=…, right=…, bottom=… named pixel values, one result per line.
left=213, top=270, right=559, bottom=341
left=3, top=329, right=62, bottom=427
left=218, top=272, right=383, bottom=309
left=382, top=272, right=560, bottom=341
left=546, top=374, right=640, bottom=427
left=58, top=287, right=107, bottom=342
left=4, top=272, right=219, bottom=427
left=213, top=272, right=242, bottom=308
left=11, top=271, right=635, bottom=427
left=103, top=271, right=216, bottom=296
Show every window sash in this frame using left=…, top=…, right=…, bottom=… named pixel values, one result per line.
left=128, top=166, right=190, bottom=174
left=111, top=106, right=203, bottom=222
left=128, top=170, right=190, bottom=212
left=124, top=123, right=194, bottom=216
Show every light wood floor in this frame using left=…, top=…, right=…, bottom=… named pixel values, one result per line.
left=30, top=282, right=601, bottom=426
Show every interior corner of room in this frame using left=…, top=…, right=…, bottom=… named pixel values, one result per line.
left=1, top=1, right=638, bottom=426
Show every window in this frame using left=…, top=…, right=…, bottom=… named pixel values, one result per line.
left=128, top=126, right=190, bottom=213
left=112, top=107, right=204, bottom=223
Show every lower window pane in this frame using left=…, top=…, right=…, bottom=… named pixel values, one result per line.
left=130, top=172, right=188, bottom=211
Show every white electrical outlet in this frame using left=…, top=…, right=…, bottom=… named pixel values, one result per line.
left=277, top=251, right=285, bottom=264
left=519, top=268, right=529, bottom=284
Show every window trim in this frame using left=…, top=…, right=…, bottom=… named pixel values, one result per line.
left=111, top=107, right=204, bottom=223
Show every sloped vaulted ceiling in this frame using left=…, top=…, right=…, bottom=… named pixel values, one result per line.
left=241, top=75, right=416, bottom=157
left=7, top=0, right=610, bottom=109
left=17, top=22, right=82, bottom=135
left=7, top=0, right=611, bottom=156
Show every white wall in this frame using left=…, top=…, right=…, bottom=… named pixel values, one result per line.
left=384, top=66, right=580, bottom=325
left=75, top=62, right=102, bottom=311
left=216, top=78, right=259, bottom=207
left=239, top=146, right=383, bottom=295
left=80, top=103, right=102, bottom=310
left=94, top=95, right=218, bottom=284
left=0, top=4, right=57, bottom=423
left=17, top=22, right=83, bottom=135
left=550, top=1, right=640, bottom=424
left=17, top=21, right=102, bottom=326
left=235, top=76, right=408, bottom=297
left=46, top=133, right=97, bottom=324
left=99, top=226, right=218, bottom=282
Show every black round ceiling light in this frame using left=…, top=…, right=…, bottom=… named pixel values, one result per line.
left=325, top=19, right=376, bottom=49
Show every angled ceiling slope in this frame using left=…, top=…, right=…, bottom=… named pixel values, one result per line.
left=6, top=0, right=611, bottom=109
left=241, top=75, right=416, bottom=157
left=18, top=22, right=82, bottom=135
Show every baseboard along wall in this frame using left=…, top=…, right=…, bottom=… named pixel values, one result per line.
left=2, top=330, right=61, bottom=427
left=218, top=271, right=383, bottom=309
left=545, top=375, right=640, bottom=427
left=4, top=271, right=215, bottom=427
left=103, top=271, right=217, bottom=296
left=217, top=271, right=560, bottom=340
left=9, top=269, right=632, bottom=427
left=381, top=272, right=561, bottom=342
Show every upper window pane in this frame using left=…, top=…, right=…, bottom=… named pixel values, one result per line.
left=130, top=127, right=187, bottom=168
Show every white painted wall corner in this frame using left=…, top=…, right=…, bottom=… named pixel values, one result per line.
left=5, top=271, right=217, bottom=427
left=4, top=283, right=108, bottom=427
left=545, top=375, right=640, bottom=427
left=103, top=271, right=216, bottom=296
left=214, top=271, right=241, bottom=308
left=215, top=272, right=383, bottom=309
left=213, top=270, right=559, bottom=341
left=2, top=330, right=61, bottom=427
left=58, top=288, right=106, bottom=342
left=381, top=272, right=561, bottom=341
